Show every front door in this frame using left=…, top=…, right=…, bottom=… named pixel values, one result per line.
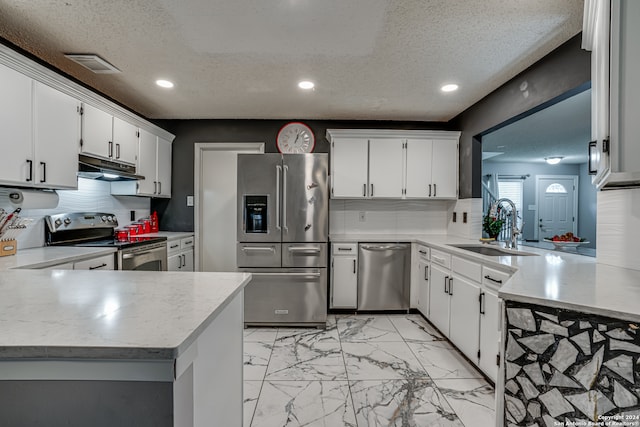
left=537, top=176, right=577, bottom=239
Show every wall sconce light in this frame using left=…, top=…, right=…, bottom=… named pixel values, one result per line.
left=545, top=156, right=563, bottom=165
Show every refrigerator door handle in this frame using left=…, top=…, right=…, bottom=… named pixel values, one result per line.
left=283, top=164, right=289, bottom=232
left=241, top=246, right=276, bottom=252
left=275, top=165, right=282, bottom=230
left=251, top=272, right=321, bottom=278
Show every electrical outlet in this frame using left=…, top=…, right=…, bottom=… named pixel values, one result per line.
left=130, top=210, right=135, bottom=221
left=187, top=195, right=194, bottom=207
left=452, top=212, right=457, bottom=222
left=359, top=211, right=366, bottom=222
left=463, top=212, right=468, bottom=223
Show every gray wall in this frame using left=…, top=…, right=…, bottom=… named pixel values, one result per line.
left=152, top=120, right=449, bottom=230
left=451, top=34, right=591, bottom=198
left=482, top=161, right=597, bottom=248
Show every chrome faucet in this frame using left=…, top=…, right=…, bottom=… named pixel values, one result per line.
left=490, top=198, right=522, bottom=249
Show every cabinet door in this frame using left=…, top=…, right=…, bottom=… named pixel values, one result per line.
left=479, top=289, right=500, bottom=382
left=181, top=249, right=194, bottom=272
left=368, top=138, right=404, bottom=198
left=430, top=139, right=457, bottom=198
left=0, top=63, right=33, bottom=186
left=405, top=139, right=432, bottom=198
left=331, top=138, right=368, bottom=198
left=417, top=260, right=430, bottom=316
left=168, top=253, right=182, bottom=271
left=81, top=103, right=112, bottom=159
left=112, top=117, right=138, bottom=165
left=428, top=264, right=450, bottom=335
left=33, top=82, right=80, bottom=189
left=73, top=254, right=115, bottom=270
left=156, top=137, right=172, bottom=197
left=449, top=275, right=481, bottom=362
left=137, top=129, right=157, bottom=196
left=331, top=255, right=357, bottom=308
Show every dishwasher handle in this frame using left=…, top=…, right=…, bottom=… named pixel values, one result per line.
left=360, top=244, right=407, bottom=251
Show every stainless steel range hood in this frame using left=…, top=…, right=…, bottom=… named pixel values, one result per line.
left=78, top=154, right=144, bottom=181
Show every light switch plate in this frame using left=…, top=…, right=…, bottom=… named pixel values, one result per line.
left=187, top=196, right=194, bottom=207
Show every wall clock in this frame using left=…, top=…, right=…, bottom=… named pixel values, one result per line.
left=276, top=122, right=315, bottom=153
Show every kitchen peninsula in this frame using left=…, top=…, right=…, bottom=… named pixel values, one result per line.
left=0, top=269, right=251, bottom=427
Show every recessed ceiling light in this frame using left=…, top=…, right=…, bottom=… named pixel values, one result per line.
left=156, top=79, right=174, bottom=89
left=298, top=81, right=315, bottom=90
left=441, top=84, right=459, bottom=93
left=545, top=156, right=564, bottom=165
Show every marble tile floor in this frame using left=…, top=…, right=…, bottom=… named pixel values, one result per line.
left=244, top=314, right=496, bottom=427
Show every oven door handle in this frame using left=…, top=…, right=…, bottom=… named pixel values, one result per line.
left=122, top=249, right=163, bottom=259
left=251, top=272, right=321, bottom=278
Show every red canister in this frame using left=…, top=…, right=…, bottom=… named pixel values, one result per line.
left=115, top=228, right=129, bottom=242
left=141, top=218, right=151, bottom=234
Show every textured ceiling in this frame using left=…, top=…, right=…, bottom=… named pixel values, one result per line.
left=483, top=89, right=591, bottom=164
left=0, top=0, right=584, bottom=120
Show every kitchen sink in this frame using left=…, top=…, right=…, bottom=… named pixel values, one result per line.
left=448, top=244, right=538, bottom=256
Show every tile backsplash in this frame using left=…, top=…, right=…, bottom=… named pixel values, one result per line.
left=1, top=178, right=150, bottom=249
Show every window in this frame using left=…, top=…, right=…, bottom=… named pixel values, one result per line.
left=497, top=179, right=524, bottom=215
left=545, top=183, right=567, bottom=193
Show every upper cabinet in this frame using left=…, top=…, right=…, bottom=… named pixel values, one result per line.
left=112, top=130, right=172, bottom=198
left=0, top=63, right=79, bottom=189
left=81, top=103, right=138, bottom=165
left=327, top=129, right=459, bottom=199
left=583, top=0, right=640, bottom=189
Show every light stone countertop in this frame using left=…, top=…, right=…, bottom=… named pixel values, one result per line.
left=0, top=270, right=251, bottom=360
left=0, top=246, right=118, bottom=270
left=330, top=233, right=640, bottom=323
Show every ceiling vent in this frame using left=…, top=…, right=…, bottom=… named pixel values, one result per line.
left=64, top=54, right=121, bottom=74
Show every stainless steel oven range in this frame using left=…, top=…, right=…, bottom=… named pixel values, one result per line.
left=45, top=212, right=167, bottom=271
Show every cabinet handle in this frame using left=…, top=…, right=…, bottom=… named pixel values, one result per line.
left=184, top=240, right=193, bottom=245
left=337, top=247, right=353, bottom=252
left=182, top=254, right=186, bottom=267
left=158, top=181, right=162, bottom=194
left=154, top=181, right=158, bottom=194
left=484, top=275, right=503, bottom=284
left=434, top=183, right=437, bottom=197
left=428, top=184, right=432, bottom=197
left=363, top=184, right=366, bottom=197
left=444, top=275, right=449, bottom=294
left=108, top=141, right=113, bottom=157
left=170, top=244, right=179, bottom=249
left=418, top=250, right=427, bottom=255
left=89, top=263, right=108, bottom=270
left=479, top=292, right=486, bottom=314
left=370, top=184, right=374, bottom=197
left=448, top=277, right=453, bottom=295
left=424, top=265, right=428, bottom=281
left=353, top=259, right=356, bottom=274
left=116, top=143, right=121, bottom=159
left=40, top=162, right=46, bottom=183
left=26, top=159, right=33, bottom=182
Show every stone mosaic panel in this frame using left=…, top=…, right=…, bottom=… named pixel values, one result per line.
left=504, top=301, right=640, bottom=426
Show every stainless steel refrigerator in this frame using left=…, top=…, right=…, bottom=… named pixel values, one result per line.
left=237, top=153, right=328, bottom=327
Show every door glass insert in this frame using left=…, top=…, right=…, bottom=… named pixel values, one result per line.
left=545, top=183, right=567, bottom=193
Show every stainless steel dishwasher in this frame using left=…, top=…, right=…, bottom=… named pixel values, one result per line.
left=358, top=243, right=411, bottom=310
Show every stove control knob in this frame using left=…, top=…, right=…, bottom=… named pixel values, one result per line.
left=101, top=215, right=107, bottom=222
left=54, top=219, right=62, bottom=227
left=111, top=215, right=117, bottom=223
left=107, top=216, right=113, bottom=222
left=63, top=218, right=71, bottom=225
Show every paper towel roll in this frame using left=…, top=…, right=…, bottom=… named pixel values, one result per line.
left=7, top=189, right=59, bottom=209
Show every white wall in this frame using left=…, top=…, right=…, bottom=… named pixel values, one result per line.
left=1, top=178, right=150, bottom=249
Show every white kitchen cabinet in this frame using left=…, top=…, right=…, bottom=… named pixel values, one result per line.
left=330, top=243, right=358, bottom=308
left=415, top=245, right=430, bottom=316
left=327, top=129, right=459, bottom=200
left=111, top=129, right=172, bottom=198
left=583, top=0, right=640, bottom=189
left=448, top=273, right=480, bottom=363
left=428, top=263, right=450, bottom=334
left=479, top=288, right=500, bottom=382
left=81, top=104, right=138, bottom=166
left=0, top=63, right=33, bottom=186
left=330, top=138, right=368, bottom=198
left=369, top=138, right=404, bottom=198
left=73, top=253, right=115, bottom=270
left=0, top=68, right=79, bottom=189
left=168, top=235, right=195, bottom=272
left=33, top=82, right=80, bottom=189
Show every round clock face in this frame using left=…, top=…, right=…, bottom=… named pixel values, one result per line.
left=276, top=122, right=315, bottom=153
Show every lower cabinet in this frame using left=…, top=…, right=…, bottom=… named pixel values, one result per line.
left=73, top=253, right=115, bottom=270
left=479, top=288, right=500, bottom=382
left=428, top=263, right=451, bottom=334
left=330, top=243, right=358, bottom=308
left=449, top=273, right=481, bottom=362
left=168, top=235, right=195, bottom=272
